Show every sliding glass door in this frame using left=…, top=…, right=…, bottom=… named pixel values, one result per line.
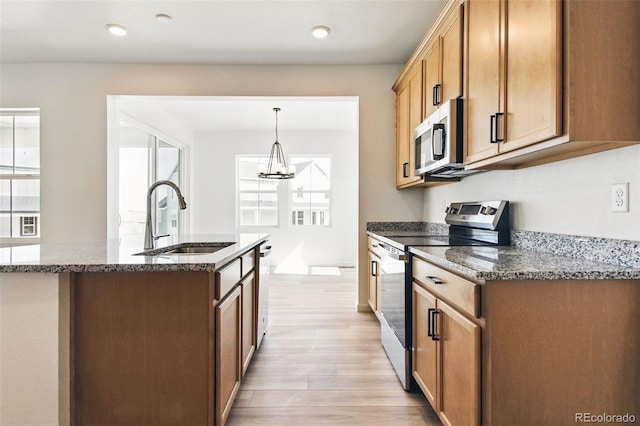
left=118, top=121, right=183, bottom=242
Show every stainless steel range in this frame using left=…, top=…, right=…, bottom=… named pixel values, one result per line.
left=372, top=200, right=510, bottom=390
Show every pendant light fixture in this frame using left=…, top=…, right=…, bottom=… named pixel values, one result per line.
left=257, top=107, right=295, bottom=179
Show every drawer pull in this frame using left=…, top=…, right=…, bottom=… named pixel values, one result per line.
left=425, top=276, right=443, bottom=285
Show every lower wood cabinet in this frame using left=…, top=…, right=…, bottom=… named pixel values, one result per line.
left=412, top=282, right=480, bottom=426
left=215, top=285, right=242, bottom=426
left=367, top=250, right=381, bottom=317
left=240, top=271, right=256, bottom=376
left=412, top=253, right=640, bottom=425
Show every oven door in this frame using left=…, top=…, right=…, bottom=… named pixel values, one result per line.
left=378, top=250, right=407, bottom=346
left=376, top=243, right=412, bottom=390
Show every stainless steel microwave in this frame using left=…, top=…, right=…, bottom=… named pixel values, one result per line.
left=414, top=98, right=481, bottom=178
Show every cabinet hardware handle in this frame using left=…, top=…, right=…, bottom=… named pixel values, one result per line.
left=371, top=260, right=377, bottom=277
left=403, top=162, right=409, bottom=178
left=432, top=310, right=440, bottom=341
left=433, top=84, right=441, bottom=106
left=427, top=308, right=436, bottom=338
left=490, top=114, right=497, bottom=143
left=495, top=112, right=504, bottom=142
left=425, top=276, right=443, bottom=285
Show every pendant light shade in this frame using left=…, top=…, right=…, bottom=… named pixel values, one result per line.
left=258, top=107, right=295, bottom=179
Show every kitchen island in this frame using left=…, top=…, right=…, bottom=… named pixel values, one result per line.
left=0, top=233, right=269, bottom=426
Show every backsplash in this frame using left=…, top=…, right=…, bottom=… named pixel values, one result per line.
left=511, top=230, right=640, bottom=269
left=366, top=222, right=640, bottom=269
left=366, top=222, right=447, bottom=235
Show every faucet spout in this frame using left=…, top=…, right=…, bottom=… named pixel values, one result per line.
left=144, top=180, right=187, bottom=250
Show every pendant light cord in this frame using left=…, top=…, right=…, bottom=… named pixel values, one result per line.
left=274, top=107, right=280, bottom=142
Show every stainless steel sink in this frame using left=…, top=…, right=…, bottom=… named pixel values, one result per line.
left=135, top=242, right=235, bottom=256
left=163, top=246, right=228, bottom=255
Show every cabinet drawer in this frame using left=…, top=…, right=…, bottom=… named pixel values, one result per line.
left=241, top=249, right=255, bottom=277
left=215, top=258, right=241, bottom=300
left=412, top=256, right=480, bottom=318
left=368, top=236, right=382, bottom=252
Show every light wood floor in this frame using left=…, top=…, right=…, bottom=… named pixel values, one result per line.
left=227, top=268, right=441, bottom=425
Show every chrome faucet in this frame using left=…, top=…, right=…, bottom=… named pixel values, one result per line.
left=144, top=180, right=187, bottom=250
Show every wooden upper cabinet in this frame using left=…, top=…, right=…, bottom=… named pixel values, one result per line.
left=424, top=4, right=464, bottom=119
left=465, top=0, right=639, bottom=169
left=465, top=0, right=561, bottom=164
left=395, top=61, right=424, bottom=188
left=501, top=0, right=561, bottom=153
left=465, top=0, right=501, bottom=163
left=423, top=39, right=441, bottom=119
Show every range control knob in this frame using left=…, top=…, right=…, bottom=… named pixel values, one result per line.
left=445, top=206, right=451, bottom=213
left=486, top=207, right=498, bottom=215
left=480, top=206, right=488, bottom=215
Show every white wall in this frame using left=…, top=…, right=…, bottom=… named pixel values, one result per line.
left=0, top=62, right=423, bottom=309
left=193, top=128, right=358, bottom=268
left=424, top=144, right=640, bottom=241
left=0, top=273, right=59, bottom=425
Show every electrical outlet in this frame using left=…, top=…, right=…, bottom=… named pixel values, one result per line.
left=611, top=183, right=629, bottom=212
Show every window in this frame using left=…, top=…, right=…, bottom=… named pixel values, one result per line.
left=0, top=110, right=40, bottom=241
left=289, top=156, right=331, bottom=226
left=20, top=216, right=38, bottom=236
left=237, top=156, right=279, bottom=227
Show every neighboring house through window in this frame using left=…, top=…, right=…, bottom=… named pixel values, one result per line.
left=289, top=156, right=331, bottom=226
left=0, top=110, right=41, bottom=243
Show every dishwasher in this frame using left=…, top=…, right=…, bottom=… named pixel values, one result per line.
left=257, top=243, right=272, bottom=348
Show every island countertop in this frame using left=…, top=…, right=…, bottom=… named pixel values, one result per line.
left=0, top=233, right=269, bottom=273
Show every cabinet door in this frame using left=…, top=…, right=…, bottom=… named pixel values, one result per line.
left=215, top=285, right=242, bottom=426
left=501, top=0, right=561, bottom=152
left=396, top=63, right=424, bottom=188
left=424, top=38, right=441, bottom=119
left=465, top=0, right=501, bottom=164
left=368, top=251, right=380, bottom=314
left=438, top=300, right=480, bottom=426
left=412, top=283, right=438, bottom=408
left=440, top=4, right=463, bottom=105
left=241, top=272, right=256, bottom=376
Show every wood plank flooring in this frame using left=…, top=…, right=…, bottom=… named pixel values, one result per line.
left=227, top=268, right=441, bottom=425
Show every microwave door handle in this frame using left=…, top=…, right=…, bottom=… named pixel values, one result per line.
left=432, top=124, right=445, bottom=160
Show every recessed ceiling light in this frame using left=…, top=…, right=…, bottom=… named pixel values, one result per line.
left=311, top=25, right=331, bottom=39
left=155, top=13, right=173, bottom=23
left=105, top=23, right=127, bottom=37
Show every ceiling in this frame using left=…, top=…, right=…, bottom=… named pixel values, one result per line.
left=0, top=0, right=445, bottom=65
left=2, top=1, right=446, bottom=136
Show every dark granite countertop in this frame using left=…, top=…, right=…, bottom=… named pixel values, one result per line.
left=0, top=233, right=269, bottom=273
left=368, top=230, right=640, bottom=281
left=408, top=245, right=640, bottom=281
